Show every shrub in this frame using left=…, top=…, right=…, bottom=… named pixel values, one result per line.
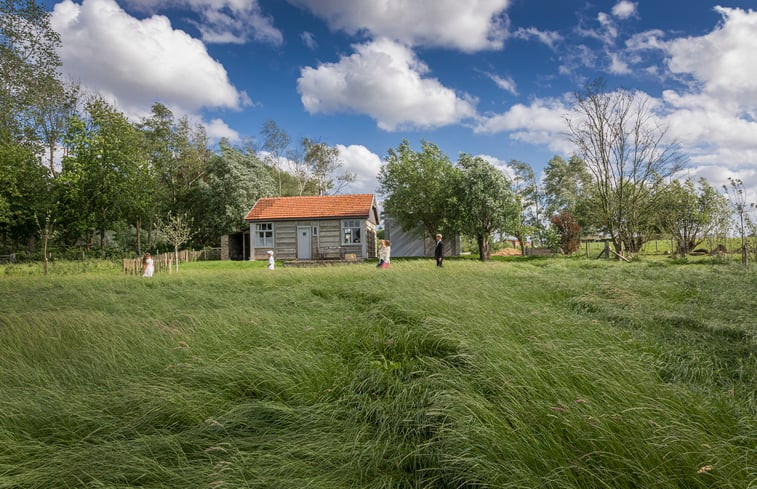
left=552, top=210, right=581, bottom=254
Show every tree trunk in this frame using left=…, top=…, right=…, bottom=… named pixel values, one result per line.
left=136, top=218, right=142, bottom=255
left=43, top=234, right=49, bottom=276
left=612, top=238, right=622, bottom=256
left=48, top=144, right=56, bottom=177
left=175, top=245, right=179, bottom=273
left=477, top=234, right=490, bottom=261
left=515, top=233, right=526, bottom=255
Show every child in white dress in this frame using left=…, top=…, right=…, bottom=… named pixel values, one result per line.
left=267, top=250, right=275, bottom=270
left=376, top=240, right=391, bottom=268
left=142, top=253, right=154, bottom=277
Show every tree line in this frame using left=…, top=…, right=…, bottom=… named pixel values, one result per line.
left=0, top=0, right=354, bottom=258
left=2, top=1, right=753, bottom=263
left=380, top=81, right=752, bottom=262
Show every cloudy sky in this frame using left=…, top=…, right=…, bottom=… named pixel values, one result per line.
left=42, top=0, right=757, bottom=201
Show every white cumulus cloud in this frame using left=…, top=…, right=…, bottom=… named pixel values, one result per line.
left=287, top=0, right=510, bottom=52
left=658, top=5, right=757, bottom=200
left=50, top=0, right=246, bottom=141
left=52, top=0, right=247, bottom=114
left=297, top=38, right=477, bottom=131
left=204, top=118, right=242, bottom=141
left=475, top=97, right=574, bottom=153
left=612, top=1, right=637, bottom=20
left=123, top=0, right=282, bottom=44
left=667, top=7, right=757, bottom=109
left=336, top=144, right=383, bottom=194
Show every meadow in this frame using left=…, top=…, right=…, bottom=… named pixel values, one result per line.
left=0, top=257, right=755, bottom=488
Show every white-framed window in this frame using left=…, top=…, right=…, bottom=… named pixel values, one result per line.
left=255, top=222, right=274, bottom=247
left=342, top=219, right=361, bottom=244
left=312, top=226, right=318, bottom=236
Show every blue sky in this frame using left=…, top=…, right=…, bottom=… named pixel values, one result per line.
left=42, top=0, right=757, bottom=201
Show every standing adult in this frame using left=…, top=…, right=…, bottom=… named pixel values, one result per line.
left=434, top=234, right=444, bottom=267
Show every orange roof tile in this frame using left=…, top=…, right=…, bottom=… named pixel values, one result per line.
left=245, top=194, right=377, bottom=222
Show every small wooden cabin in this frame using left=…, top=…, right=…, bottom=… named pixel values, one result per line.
left=244, top=194, right=380, bottom=261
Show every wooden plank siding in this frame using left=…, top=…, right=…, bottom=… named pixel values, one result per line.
left=249, top=218, right=376, bottom=261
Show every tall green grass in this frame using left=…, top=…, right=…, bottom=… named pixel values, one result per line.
left=0, top=258, right=754, bottom=488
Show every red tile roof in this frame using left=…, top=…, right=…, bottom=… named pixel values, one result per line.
left=245, top=194, right=377, bottom=222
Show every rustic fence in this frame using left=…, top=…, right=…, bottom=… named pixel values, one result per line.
left=123, top=249, right=212, bottom=275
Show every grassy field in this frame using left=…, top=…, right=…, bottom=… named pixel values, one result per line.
left=1, top=257, right=755, bottom=488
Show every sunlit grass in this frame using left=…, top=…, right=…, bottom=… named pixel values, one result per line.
left=1, top=258, right=754, bottom=488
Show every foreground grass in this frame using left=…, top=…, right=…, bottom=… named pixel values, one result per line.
left=0, top=258, right=755, bottom=488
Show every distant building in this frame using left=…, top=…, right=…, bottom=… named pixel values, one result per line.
left=383, top=215, right=462, bottom=257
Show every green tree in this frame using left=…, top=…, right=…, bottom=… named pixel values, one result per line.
left=507, top=160, right=542, bottom=253
left=566, top=80, right=685, bottom=255
left=657, top=178, right=730, bottom=257
left=378, top=139, right=457, bottom=240
left=60, top=99, right=147, bottom=249
left=0, top=0, right=62, bottom=144
left=189, top=140, right=275, bottom=246
left=543, top=155, right=592, bottom=220
left=260, top=119, right=290, bottom=196
left=303, top=138, right=356, bottom=195
left=160, top=213, right=192, bottom=273
left=285, top=146, right=310, bottom=196
left=31, top=79, right=80, bottom=176
left=141, top=104, right=210, bottom=215
left=138, top=103, right=175, bottom=246
left=172, top=117, right=211, bottom=212
left=455, top=154, right=519, bottom=261
left=0, top=0, right=61, bottom=252
left=0, top=142, right=51, bottom=252
left=723, top=177, right=755, bottom=267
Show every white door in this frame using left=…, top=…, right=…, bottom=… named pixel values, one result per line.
left=297, top=226, right=311, bottom=260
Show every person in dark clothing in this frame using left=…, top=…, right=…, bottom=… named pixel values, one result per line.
left=434, top=233, right=444, bottom=267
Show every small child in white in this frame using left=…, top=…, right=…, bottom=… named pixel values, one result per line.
left=267, top=250, right=275, bottom=270
left=376, top=239, right=391, bottom=268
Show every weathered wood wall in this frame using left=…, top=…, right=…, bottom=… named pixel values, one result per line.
left=250, top=219, right=376, bottom=260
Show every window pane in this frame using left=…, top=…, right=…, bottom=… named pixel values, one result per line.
left=255, top=223, right=273, bottom=247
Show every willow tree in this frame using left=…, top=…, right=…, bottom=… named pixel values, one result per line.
left=566, top=80, right=685, bottom=255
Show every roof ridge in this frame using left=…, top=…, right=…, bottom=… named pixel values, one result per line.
left=257, top=193, right=373, bottom=199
